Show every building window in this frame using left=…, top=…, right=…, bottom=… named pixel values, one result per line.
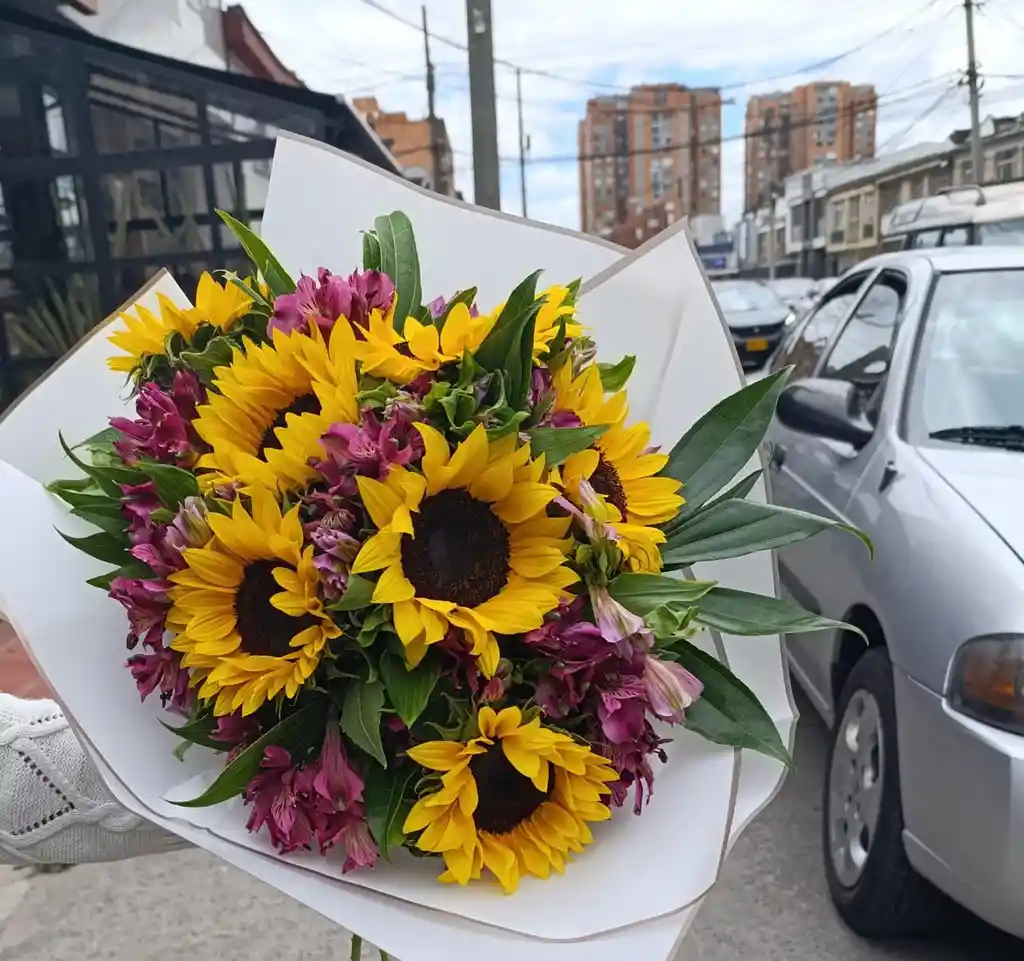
left=654, top=89, right=668, bottom=106
left=651, top=111, right=671, bottom=149
left=995, top=148, right=1018, bottom=182
left=651, top=156, right=671, bottom=200
left=958, top=159, right=974, bottom=184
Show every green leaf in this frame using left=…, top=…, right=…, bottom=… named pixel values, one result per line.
left=221, top=273, right=271, bottom=312
left=644, top=603, right=693, bottom=639
left=47, top=476, right=96, bottom=495
left=159, top=714, right=228, bottom=752
left=85, top=559, right=155, bottom=591
left=58, top=432, right=138, bottom=498
left=364, top=764, right=416, bottom=859
left=216, top=210, right=295, bottom=297
left=57, top=529, right=131, bottom=566
left=178, top=338, right=235, bottom=384
left=505, top=308, right=537, bottom=411
left=74, top=426, right=120, bottom=452
left=664, top=499, right=873, bottom=567
left=172, top=703, right=324, bottom=808
left=474, top=270, right=543, bottom=371
left=70, top=507, right=127, bottom=536
left=328, top=574, right=375, bottom=612
left=672, top=640, right=791, bottom=766
left=597, top=356, right=636, bottom=392
left=433, top=287, right=478, bottom=331
left=379, top=652, right=441, bottom=729
left=693, top=587, right=865, bottom=639
left=526, top=425, right=607, bottom=466
left=49, top=485, right=120, bottom=513
left=375, top=212, right=422, bottom=335
left=563, top=277, right=582, bottom=306
left=608, top=572, right=717, bottom=617
left=665, top=367, right=791, bottom=515
left=341, top=679, right=387, bottom=767
left=356, top=607, right=393, bottom=648
left=141, top=463, right=199, bottom=509
left=362, top=230, right=382, bottom=272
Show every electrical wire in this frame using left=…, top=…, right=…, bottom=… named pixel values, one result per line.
left=875, top=85, right=959, bottom=152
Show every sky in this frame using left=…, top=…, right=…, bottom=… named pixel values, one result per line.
left=242, top=0, right=1024, bottom=231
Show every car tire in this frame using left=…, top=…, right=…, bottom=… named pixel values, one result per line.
left=823, top=647, right=952, bottom=938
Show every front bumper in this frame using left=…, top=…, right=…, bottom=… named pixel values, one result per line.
left=730, top=324, right=786, bottom=368
left=894, top=667, right=1024, bottom=939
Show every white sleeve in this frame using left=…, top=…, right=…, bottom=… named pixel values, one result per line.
left=0, top=693, right=187, bottom=866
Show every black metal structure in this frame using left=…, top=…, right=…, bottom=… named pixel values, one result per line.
left=0, top=6, right=399, bottom=408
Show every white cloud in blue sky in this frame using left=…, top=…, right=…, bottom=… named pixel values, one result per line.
left=245, top=0, right=1024, bottom=230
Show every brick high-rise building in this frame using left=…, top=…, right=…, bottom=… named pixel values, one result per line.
left=744, top=81, right=877, bottom=212
left=578, top=83, right=722, bottom=238
left=352, top=96, right=456, bottom=197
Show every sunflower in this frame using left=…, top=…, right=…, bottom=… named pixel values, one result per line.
left=192, top=320, right=358, bottom=493
left=553, top=364, right=683, bottom=572
left=350, top=425, right=577, bottom=675
left=108, top=272, right=251, bottom=373
left=403, top=706, right=618, bottom=893
left=166, top=487, right=340, bottom=716
left=354, top=303, right=492, bottom=384
left=532, top=285, right=583, bottom=360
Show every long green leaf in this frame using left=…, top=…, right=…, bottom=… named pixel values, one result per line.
left=362, top=230, right=382, bottom=272
left=216, top=210, right=295, bottom=297
left=609, top=572, right=717, bottom=617
left=664, top=499, right=872, bottom=567
left=342, top=679, right=387, bottom=767
left=364, top=764, right=415, bottom=859
left=86, top=559, right=156, bottom=591
left=57, top=529, right=131, bottom=566
left=526, top=425, right=607, bottom=466
left=379, top=652, right=440, bottom=729
left=141, top=463, right=199, bottom=509
left=598, top=356, right=636, bottom=392
left=506, top=310, right=537, bottom=411
left=694, top=587, right=865, bottom=639
left=375, top=212, right=421, bottom=334
left=328, top=574, right=375, bottom=612
left=59, top=432, right=138, bottom=498
left=474, top=270, right=543, bottom=371
left=70, top=507, right=127, bottom=536
left=159, top=715, right=228, bottom=752
left=672, top=641, right=791, bottom=766
left=665, top=368, right=791, bottom=515
left=172, top=703, right=324, bottom=808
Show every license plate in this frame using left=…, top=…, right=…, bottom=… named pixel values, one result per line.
left=746, top=337, right=769, bottom=351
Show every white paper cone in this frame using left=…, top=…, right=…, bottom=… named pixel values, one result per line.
left=0, top=138, right=797, bottom=961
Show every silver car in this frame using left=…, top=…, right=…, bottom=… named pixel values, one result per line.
left=765, top=246, right=1024, bottom=941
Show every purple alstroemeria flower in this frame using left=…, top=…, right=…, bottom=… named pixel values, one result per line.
left=126, top=642, right=192, bottom=715
left=642, top=654, right=703, bottom=724
left=109, top=576, right=170, bottom=650
left=270, top=268, right=395, bottom=337
left=111, top=371, right=203, bottom=466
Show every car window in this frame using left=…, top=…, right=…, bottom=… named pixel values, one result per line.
left=821, top=271, right=906, bottom=420
left=910, top=229, right=941, bottom=248
left=713, top=284, right=783, bottom=311
left=977, top=218, right=1024, bottom=246
left=941, top=226, right=970, bottom=247
left=771, top=272, right=869, bottom=379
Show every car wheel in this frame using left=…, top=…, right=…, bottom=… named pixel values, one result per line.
left=823, top=647, right=951, bottom=937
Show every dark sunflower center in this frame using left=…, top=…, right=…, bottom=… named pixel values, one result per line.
left=400, top=489, right=510, bottom=607
left=235, top=560, right=317, bottom=657
left=589, top=456, right=628, bottom=517
left=258, top=393, right=321, bottom=455
left=470, top=741, right=552, bottom=835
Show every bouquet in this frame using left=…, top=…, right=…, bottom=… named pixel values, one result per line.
left=42, top=208, right=865, bottom=898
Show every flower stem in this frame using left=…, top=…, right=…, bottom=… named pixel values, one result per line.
left=350, top=934, right=362, bottom=961
left=379, top=952, right=390, bottom=961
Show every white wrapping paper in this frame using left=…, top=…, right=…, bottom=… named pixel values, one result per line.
left=0, top=134, right=796, bottom=961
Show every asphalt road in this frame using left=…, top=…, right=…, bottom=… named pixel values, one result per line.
left=1, top=695, right=1019, bottom=961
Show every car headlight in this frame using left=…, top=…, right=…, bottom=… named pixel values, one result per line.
left=947, top=634, right=1024, bottom=734
left=783, top=310, right=797, bottom=327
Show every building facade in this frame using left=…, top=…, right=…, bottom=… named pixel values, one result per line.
left=744, top=81, right=876, bottom=212
left=578, top=83, right=721, bottom=238
left=0, top=5, right=399, bottom=410
left=351, top=96, right=456, bottom=196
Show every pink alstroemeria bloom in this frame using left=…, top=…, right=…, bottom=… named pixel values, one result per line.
left=642, top=655, right=703, bottom=724
left=589, top=582, right=646, bottom=645
left=126, top=642, right=192, bottom=715
left=109, top=576, right=170, bottom=650
left=270, top=268, right=395, bottom=337
left=111, top=371, right=203, bottom=466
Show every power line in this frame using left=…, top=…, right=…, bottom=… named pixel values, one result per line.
left=876, top=85, right=959, bottom=151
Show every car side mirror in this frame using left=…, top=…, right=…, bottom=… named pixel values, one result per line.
left=776, top=379, right=875, bottom=449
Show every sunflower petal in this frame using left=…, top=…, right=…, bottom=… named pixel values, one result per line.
left=493, top=482, right=557, bottom=524
left=352, top=531, right=402, bottom=574
left=373, top=563, right=415, bottom=603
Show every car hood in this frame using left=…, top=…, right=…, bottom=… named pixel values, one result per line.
left=720, top=307, right=790, bottom=330
left=918, top=446, right=1024, bottom=560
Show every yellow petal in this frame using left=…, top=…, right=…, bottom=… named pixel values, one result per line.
left=445, top=425, right=489, bottom=491
left=352, top=531, right=402, bottom=574
left=441, top=842, right=477, bottom=886
left=182, top=548, right=243, bottom=588
left=493, top=482, right=556, bottom=524
left=407, top=740, right=465, bottom=771
left=479, top=835, right=519, bottom=894
left=415, top=422, right=451, bottom=493
left=502, top=735, right=540, bottom=779
left=356, top=475, right=404, bottom=530
left=393, top=599, right=426, bottom=646
left=373, top=563, right=415, bottom=603
left=405, top=794, right=448, bottom=832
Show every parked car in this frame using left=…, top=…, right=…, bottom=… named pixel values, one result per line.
left=766, top=246, right=1024, bottom=943
left=883, top=182, right=1024, bottom=250
left=768, top=276, right=817, bottom=311
left=710, top=280, right=791, bottom=369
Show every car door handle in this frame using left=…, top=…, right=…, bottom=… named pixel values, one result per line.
left=769, top=444, right=786, bottom=470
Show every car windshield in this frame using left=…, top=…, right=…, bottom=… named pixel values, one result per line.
left=908, top=268, right=1024, bottom=450
left=978, top=217, right=1024, bottom=246
left=713, top=284, right=783, bottom=312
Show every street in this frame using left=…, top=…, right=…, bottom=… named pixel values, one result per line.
left=1, top=690, right=1019, bottom=961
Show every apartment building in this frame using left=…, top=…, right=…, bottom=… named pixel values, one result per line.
left=744, top=81, right=876, bottom=212
left=578, top=83, right=722, bottom=237
left=352, top=97, right=456, bottom=197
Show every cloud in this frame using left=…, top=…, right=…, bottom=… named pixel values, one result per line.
left=244, top=0, right=1024, bottom=230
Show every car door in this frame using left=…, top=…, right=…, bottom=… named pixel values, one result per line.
left=768, top=269, right=907, bottom=711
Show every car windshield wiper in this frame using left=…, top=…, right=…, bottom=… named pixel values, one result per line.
left=929, top=425, right=1024, bottom=450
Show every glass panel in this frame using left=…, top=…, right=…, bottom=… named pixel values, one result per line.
left=0, top=175, right=93, bottom=265
left=205, top=87, right=315, bottom=143
left=88, top=67, right=200, bottom=154
left=2, top=273, right=102, bottom=361
left=0, top=81, right=79, bottom=159
left=101, top=167, right=212, bottom=259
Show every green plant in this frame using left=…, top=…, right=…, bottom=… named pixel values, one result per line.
left=7, top=276, right=101, bottom=359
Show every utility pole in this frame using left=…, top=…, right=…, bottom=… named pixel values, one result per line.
left=421, top=6, right=441, bottom=193
left=516, top=67, right=528, bottom=217
left=465, top=0, right=501, bottom=210
left=765, top=121, right=777, bottom=281
left=963, top=0, right=984, bottom=184
left=421, top=5, right=443, bottom=194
